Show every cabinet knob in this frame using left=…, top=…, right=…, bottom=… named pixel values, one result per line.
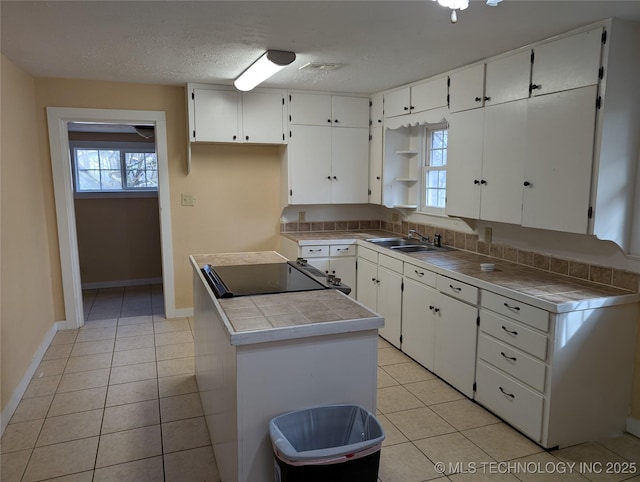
left=480, top=179, right=487, bottom=185
left=403, top=106, right=409, bottom=111
left=245, top=135, right=249, bottom=141
left=484, top=96, right=491, bottom=101
left=475, top=96, right=482, bottom=102
left=474, top=179, right=480, bottom=185
left=410, top=105, right=415, bottom=110
left=333, top=176, right=337, bottom=180
left=530, top=83, right=541, bottom=92
left=327, top=176, right=332, bottom=180
left=327, top=119, right=332, bottom=123
left=378, top=119, right=382, bottom=123
left=523, top=181, right=531, bottom=187
left=334, top=119, right=339, bottom=123
left=376, top=176, right=381, bottom=180
left=233, top=135, right=237, bottom=140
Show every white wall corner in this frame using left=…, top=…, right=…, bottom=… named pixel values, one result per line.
left=627, top=416, right=640, bottom=439
left=0, top=321, right=62, bottom=436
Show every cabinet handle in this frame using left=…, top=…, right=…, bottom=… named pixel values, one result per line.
left=501, top=325, right=518, bottom=336
left=480, top=180, right=487, bottom=185
left=484, top=96, right=491, bottom=101
left=403, top=106, right=409, bottom=111
left=429, top=305, right=434, bottom=310
left=523, top=181, right=531, bottom=187
left=503, top=302, right=521, bottom=311
left=474, top=179, right=480, bottom=185
left=337, top=248, right=349, bottom=252
left=309, top=249, right=322, bottom=252
left=233, top=135, right=237, bottom=140
left=245, top=135, right=249, bottom=141
left=410, top=105, right=415, bottom=110
left=372, top=278, right=380, bottom=284
left=530, top=83, right=541, bottom=91
left=499, top=386, right=515, bottom=399
left=376, top=176, right=381, bottom=180
left=500, top=352, right=517, bottom=362
left=475, top=96, right=482, bottom=102
left=449, top=284, right=462, bottom=292
left=434, top=307, right=440, bottom=313
left=414, top=270, right=424, bottom=277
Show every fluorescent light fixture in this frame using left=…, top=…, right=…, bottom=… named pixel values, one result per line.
left=234, top=50, right=296, bottom=91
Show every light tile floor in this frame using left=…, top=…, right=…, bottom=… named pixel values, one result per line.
left=2, top=287, right=639, bottom=481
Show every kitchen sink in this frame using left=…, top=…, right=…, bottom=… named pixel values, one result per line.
left=365, top=237, right=454, bottom=253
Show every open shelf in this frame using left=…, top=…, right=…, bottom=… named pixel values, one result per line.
left=395, top=178, right=418, bottom=182
left=393, top=204, right=418, bottom=209
left=395, top=149, right=418, bottom=155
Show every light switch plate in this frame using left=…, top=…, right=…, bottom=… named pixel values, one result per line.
left=181, top=193, right=196, bottom=206
left=299, top=211, right=306, bottom=223
left=484, top=227, right=493, bottom=243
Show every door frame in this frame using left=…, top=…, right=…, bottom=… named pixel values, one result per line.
left=46, top=107, right=176, bottom=328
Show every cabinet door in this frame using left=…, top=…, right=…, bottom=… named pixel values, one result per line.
left=411, top=77, right=448, bottom=113
left=328, top=257, right=356, bottom=298
left=332, top=96, right=369, bottom=128
left=288, top=125, right=332, bottom=204
left=485, top=50, right=532, bottom=106
left=356, top=257, right=378, bottom=311
left=369, top=126, right=383, bottom=205
left=445, top=109, right=484, bottom=219
left=289, top=92, right=332, bottom=126
left=479, top=100, right=527, bottom=224
left=531, top=27, right=603, bottom=96
left=370, top=95, right=384, bottom=126
left=449, top=64, right=486, bottom=113
left=377, top=266, right=403, bottom=348
left=306, top=257, right=330, bottom=275
left=402, top=278, right=438, bottom=371
left=331, top=128, right=369, bottom=204
left=242, top=91, right=285, bottom=144
left=384, top=87, right=411, bottom=118
left=434, top=294, right=478, bottom=398
left=193, top=89, right=240, bottom=142
left=522, top=86, right=597, bottom=233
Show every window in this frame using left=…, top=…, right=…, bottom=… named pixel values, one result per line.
left=420, top=125, right=448, bottom=213
left=71, top=142, right=158, bottom=193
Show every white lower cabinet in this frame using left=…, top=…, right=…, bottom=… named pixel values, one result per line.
left=401, top=276, right=438, bottom=371
left=476, top=290, right=638, bottom=448
left=356, top=247, right=403, bottom=348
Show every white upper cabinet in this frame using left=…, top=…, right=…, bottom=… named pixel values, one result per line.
left=242, top=91, right=286, bottom=144
left=188, top=84, right=286, bottom=144
left=289, top=92, right=333, bottom=126
left=369, top=125, right=383, bottom=205
left=288, top=125, right=332, bottom=205
left=530, top=27, right=603, bottom=96
left=522, top=85, right=597, bottom=233
left=485, top=50, right=532, bottom=106
left=332, top=96, right=370, bottom=127
left=331, top=127, right=369, bottom=204
left=384, top=78, right=448, bottom=118
left=289, top=92, right=368, bottom=127
left=448, top=63, right=486, bottom=113
left=192, top=88, right=241, bottom=143
left=370, top=95, right=384, bottom=127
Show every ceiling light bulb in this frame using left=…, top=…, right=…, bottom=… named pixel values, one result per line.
left=450, top=9, right=458, bottom=22
left=486, top=0, right=502, bottom=5
left=234, top=50, right=296, bottom=92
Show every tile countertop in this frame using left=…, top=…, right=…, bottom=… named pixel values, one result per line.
left=282, top=230, right=391, bottom=245
left=282, top=234, right=640, bottom=313
left=190, top=252, right=383, bottom=345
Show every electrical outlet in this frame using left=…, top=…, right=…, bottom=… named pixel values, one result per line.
left=484, top=227, right=493, bottom=243
left=181, top=193, right=196, bottom=206
left=298, top=211, right=306, bottom=223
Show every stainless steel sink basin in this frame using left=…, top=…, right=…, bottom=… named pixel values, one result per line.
left=365, top=237, right=454, bottom=253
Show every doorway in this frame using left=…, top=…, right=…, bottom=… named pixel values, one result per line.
left=46, top=107, right=176, bottom=329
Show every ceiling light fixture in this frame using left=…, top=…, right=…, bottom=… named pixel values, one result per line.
left=234, top=50, right=296, bottom=91
left=433, top=0, right=502, bottom=23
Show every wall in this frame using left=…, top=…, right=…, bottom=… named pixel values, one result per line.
left=74, top=197, right=162, bottom=286
left=32, top=78, right=283, bottom=318
left=1, top=55, right=57, bottom=414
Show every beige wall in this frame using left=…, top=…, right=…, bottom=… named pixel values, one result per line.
left=75, top=197, right=162, bottom=284
left=1, top=55, right=57, bottom=411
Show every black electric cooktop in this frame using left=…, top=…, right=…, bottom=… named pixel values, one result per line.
left=202, top=261, right=328, bottom=298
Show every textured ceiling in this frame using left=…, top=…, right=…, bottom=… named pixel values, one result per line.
left=2, top=1, right=639, bottom=94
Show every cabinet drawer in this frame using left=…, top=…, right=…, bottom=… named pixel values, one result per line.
left=478, top=333, right=546, bottom=392
left=379, top=254, right=403, bottom=274
left=436, top=275, right=478, bottom=305
left=404, top=263, right=436, bottom=288
left=358, top=246, right=378, bottom=264
left=480, top=309, right=548, bottom=360
left=300, top=245, right=329, bottom=258
left=476, top=361, right=544, bottom=442
left=482, top=291, right=549, bottom=332
left=330, top=245, right=356, bottom=257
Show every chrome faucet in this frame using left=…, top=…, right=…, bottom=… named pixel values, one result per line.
left=408, top=229, right=430, bottom=244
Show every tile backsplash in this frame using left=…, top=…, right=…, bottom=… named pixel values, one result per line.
left=281, top=219, right=640, bottom=293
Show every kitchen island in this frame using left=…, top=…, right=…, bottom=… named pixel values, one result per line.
left=190, top=252, right=383, bottom=482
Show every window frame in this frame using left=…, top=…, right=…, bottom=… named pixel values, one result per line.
left=418, top=123, right=449, bottom=215
left=69, top=140, right=158, bottom=198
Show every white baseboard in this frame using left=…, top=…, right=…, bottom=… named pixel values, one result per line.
left=173, top=307, right=194, bottom=319
left=81, top=277, right=163, bottom=290
left=0, top=321, right=64, bottom=436
left=627, top=416, right=640, bottom=438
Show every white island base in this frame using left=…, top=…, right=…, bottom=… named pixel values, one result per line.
left=191, top=254, right=383, bottom=482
